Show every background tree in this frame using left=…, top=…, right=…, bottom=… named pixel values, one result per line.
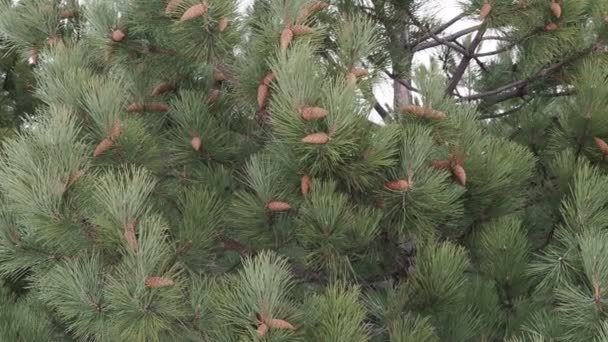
left=0, top=39, right=38, bottom=140
left=0, top=0, right=607, bottom=341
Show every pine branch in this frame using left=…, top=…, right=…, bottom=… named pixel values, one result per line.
left=459, top=43, right=600, bottom=105
left=407, top=13, right=468, bottom=54
left=450, top=39, right=489, bottom=73
left=471, top=30, right=539, bottom=58
left=445, top=24, right=488, bottom=96
left=409, top=12, right=466, bottom=48
left=535, top=224, right=557, bottom=251
left=382, top=69, right=421, bottom=93
left=374, top=101, right=389, bottom=119
left=219, top=236, right=326, bottom=284
left=413, top=25, right=481, bottom=52
left=478, top=97, right=532, bottom=120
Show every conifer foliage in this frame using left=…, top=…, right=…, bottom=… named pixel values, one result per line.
left=0, top=0, right=608, bottom=341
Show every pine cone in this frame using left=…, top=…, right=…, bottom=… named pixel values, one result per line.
left=301, top=174, right=311, bottom=195
left=550, top=1, right=561, bottom=18
left=111, top=29, right=126, bottom=42
left=145, top=276, right=175, bottom=289
left=545, top=22, right=558, bottom=31
left=451, top=164, right=467, bottom=186
left=517, top=0, right=527, bottom=9
left=60, top=9, right=76, bottom=19
left=47, top=35, right=60, bottom=47
left=214, top=69, right=227, bottom=82
left=431, top=160, right=451, bottom=170
left=165, top=0, right=183, bottom=14
left=152, top=81, right=176, bottom=96
left=262, top=73, right=276, bottom=86
left=180, top=3, right=209, bottom=22
left=290, top=25, right=314, bottom=36
left=280, top=27, right=294, bottom=50
left=257, top=84, right=269, bottom=109
left=191, top=136, right=202, bottom=151
left=385, top=179, right=413, bottom=191
left=127, top=103, right=146, bottom=113
left=259, top=110, right=271, bottom=124
left=218, top=17, right=230, bottom=32
left=54, top=180, right=67, bottom=196
left=296, top=1, right=329, bottom=24
left=308, top=1, right=329, bottom=13
left=400, top=104, right=425, bottom=117
left=266, top=201, right=292, bottom=212
left=350, top=67, right=369, bottom=78
left=266, top=318, right=295, bottom=330
left=300, top=106, right=328, bottom=121
left=67, top=170, right=85, bottom=187
left=302, top=132, right=330, bottom=144
left=346, top=72, right=357, bottom=86
left=30, top=48, right=39, bottom=65
left=94, top=138, right=113, bottom=157
left=146, top=102, right=170, bottom=112
left=208, top=89, right=221, bottom=103
left=256, top=323, right=269, bottom=337
left=594, top=137, right=608, bottom=154
left=124, top=228, right=138, bottom=252
left=109, top=120, right=123, bottom=141
left=124, top=220, right=138, bottom=252
left=400, top=105, right=447, bottom=120
left=479, top=2, right=493, bottom=19
left=104, top=45, right=114, bottom=62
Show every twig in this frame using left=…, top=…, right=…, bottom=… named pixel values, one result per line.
left=374, top=101, right=390, bottom=119
left=382, top=69, right=421, bottom=93
left=406, top=11, right=468, bottom=55
left=445, top=24, right=488, bottom=95
left=459, top=44, right=599, bottom=105
left=413, top=25, right=481, bottom=52
left=478, top=97, right=533, bottom=120
left=451, top=39, right=489, bottom=73
left=408, top=13, right=466, bottom=48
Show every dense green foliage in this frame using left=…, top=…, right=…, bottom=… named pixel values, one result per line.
left=0, top=0, right=608, bottom=341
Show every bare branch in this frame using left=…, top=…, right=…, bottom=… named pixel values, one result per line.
left=409, top=13, right=466, bottom=48
left=382, top=69, right=421, bottom=93
left=405, top=8, right=468, bottom=55
left=478, top=97, right=532, bottom=120
left=445, top=24, right=488, bottom=95
left=374, top=101, right=390, bottom=119
left=458, top=43, right=599, bottom=105
left=450, top=40, right=489, bottom=73
left=413, top=25, right=481, bottom=52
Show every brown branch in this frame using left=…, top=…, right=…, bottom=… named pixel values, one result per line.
left=405, top=8, right=468, bottom=55
left=374, top=101, right=389, bottom=119
left=409, top=13, right=467, bottom=48
left=458, top=43, right=599, bottom=105
left=473, top=43, right=517, bottom=58
left=472, top=30, right=539, bottom=58
left=382, top=69, right=421, bottom=93
left=481, top=35, right=513, bottom=41
left=478, top=97, right=532, bottom=120
left=445, top=24, right=488, bottom=96
left=413, top=25, right=481, bottom=52
left=451, top=40, right=489, bottom=73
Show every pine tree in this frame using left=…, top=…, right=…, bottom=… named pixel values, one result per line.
left=0, top=0, right=608, bottom=341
